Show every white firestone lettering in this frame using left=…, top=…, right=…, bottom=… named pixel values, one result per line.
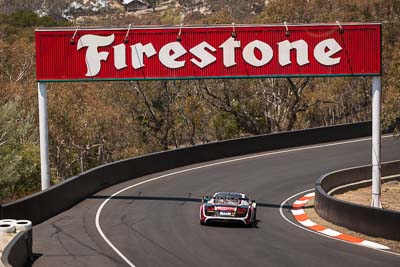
left=219, top=37, right=241, bottom=67
left=242, top=40, right=273, bottom=67
left=278, top=39, right=310, bottom=66
left=189, top=41, right=216, bottom=69
left=76, top=34, right=344, bottom=74
left=159, top=42, right=187, bottom=69
left=77, top=34, right=115, bottom=76
left=113, top=44, right=127, bottom=70
left=314, top=38, right=342, bottom=66
left=131, top=43, right=157, bottom=69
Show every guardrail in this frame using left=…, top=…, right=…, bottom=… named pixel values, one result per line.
left=0, top=121, right=372, bottom=225
left=315, top=160, right=400, bottom=241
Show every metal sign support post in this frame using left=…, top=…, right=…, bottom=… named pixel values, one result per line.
left=38, top=82, right=50, bottom=190
left=371, top=76, right=382, bottom=208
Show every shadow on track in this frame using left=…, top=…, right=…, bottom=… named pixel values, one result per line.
left=90, top=194, right=297, bottom=229
left=89, top=195, right=292, bottom=210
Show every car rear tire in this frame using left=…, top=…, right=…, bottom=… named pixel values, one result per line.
left=250, top=208, right=257, bottom=227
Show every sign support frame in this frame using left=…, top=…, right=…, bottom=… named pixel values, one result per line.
left=38, top=82, right=50, bottom=190
left=371, top=76, right=382, bottom=208
left=35, top=24, right=383, bottom=204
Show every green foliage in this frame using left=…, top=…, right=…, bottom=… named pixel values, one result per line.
left=0, top=101, right=40, bottom=203
left=382, top=45, right=400, bottom=134
left=0, top=10, right=68, bottom=46
left=212, top=113, right=239, bottom=140
left=1, top=10, right=66, bottom=28
left=8, top=11, right=53, bottom=27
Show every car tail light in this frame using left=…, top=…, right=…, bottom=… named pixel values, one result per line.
left=236, top=207, right=247, bottom=216
left=205, top=205, right=215, bottom=215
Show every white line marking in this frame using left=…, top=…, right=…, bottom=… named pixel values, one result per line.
left=95, top=200, right=136, bottom=267
left=279, top=189, right=400, bottom=257
left=96, top=135, right=396, bottom=265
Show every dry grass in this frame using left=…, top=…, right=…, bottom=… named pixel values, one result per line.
left=335, top=180, right=400, bottom=210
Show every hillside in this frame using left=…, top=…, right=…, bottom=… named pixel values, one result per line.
left=0, top=0, right=399, bottom=203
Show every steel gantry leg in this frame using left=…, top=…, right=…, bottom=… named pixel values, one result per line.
left=371, top=76, right=382, bottom=208
left=38, top=82, right=50, bottom=190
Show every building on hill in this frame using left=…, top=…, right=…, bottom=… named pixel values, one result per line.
left=122, top=0, right=148, bottom=12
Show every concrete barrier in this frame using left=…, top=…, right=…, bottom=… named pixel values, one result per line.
left=315, top=160, right=400, bottom=241
left=1, top=121, right=372, bottom=225
left=1, top=229, right=33, bottom=267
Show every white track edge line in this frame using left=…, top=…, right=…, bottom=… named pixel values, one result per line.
left=96, top=135, right=396, bottom=266
left=279, top=189, right=400, bottom=257
left=95, top=200, right=136, bottom=267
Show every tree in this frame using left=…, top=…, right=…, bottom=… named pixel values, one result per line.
left=382, top=45, right=400, bottom=134
left=0, top=0, right=70, bottom=21
left=208, top=0, right=264, bottom=21
left=1, top=0, right=400, bottom=203
left=178, top=0, right=202, bottom=14
left=147, top=0, right=159, bottom=12
left=47, top=82, right=134, bottom=178
left=0, top=100, right=40, bottom=203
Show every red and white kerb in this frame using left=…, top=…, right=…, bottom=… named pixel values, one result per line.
left=291, top=192, right=390, bottom=250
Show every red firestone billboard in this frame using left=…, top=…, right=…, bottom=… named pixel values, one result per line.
left=35, top=23, right=381, bottom=82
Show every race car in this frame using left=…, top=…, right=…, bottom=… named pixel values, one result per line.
left=199, top=192, right=257, bottom=226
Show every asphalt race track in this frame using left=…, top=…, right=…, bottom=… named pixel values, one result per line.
left=32, top=136, right=400, bottom=267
